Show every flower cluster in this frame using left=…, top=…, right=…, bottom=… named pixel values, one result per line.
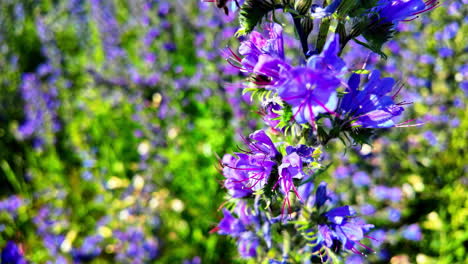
left=310, top=184, right=374, bottom=255
left=205, top=0, right=438, bottom=262
left=222, top=130, right=319, bottom=212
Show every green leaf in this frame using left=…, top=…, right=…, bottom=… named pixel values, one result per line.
left=1, top=160, right=22, bottom=193
left=236, top=0, right=283, bottom=36
left=360, top=21, right=395, bottom=58
left=353, top=36, right=388, bottom=59
left=315, top=18, right=331, bottom=53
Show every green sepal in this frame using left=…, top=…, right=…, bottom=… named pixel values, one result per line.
left=346, top=127, right=376, bottom=146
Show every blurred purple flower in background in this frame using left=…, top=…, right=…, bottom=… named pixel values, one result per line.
left=0, top=196, right=24, bottom=218
left=387, top=207, right=402, bottom=222
left=352, top=171, right=371, bottom=187
left=402, top=224, right=423, bottom=241
left=372, top=185, right=403, bottom=202
left=1, top=241, right=27, bottom=264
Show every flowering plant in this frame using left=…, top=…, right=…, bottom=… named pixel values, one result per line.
left=206, top=0, right=438, bottom=262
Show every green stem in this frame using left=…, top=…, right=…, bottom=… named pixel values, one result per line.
left=282, top=230, right=291, bottom=258
left=291, top=14, right=310, bottom=58
left=316, top=18, right=331, bottom=53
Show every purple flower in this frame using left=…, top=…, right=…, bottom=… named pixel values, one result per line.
left=261, top=101, right=282, bottom=130
left=369, top=229, right=387, bottom=247
left=346, top=254, right=365, bottom=264
left=71, top=235, right=102, bottom=262
left=360, top=204, right=376, bottom=216
left=312, top=184, right=374, bottom=254
left=318, top=206, right=374, bottom=254
left=307, top=34, right=347, bottom=76
left=278, top=67, right=339, bottom=124
left=89, top=0, right=125, bottom=62
left=276, top=153, right=306, bottom=213
left=402, top=224, right=422, bottom=241
left=218, top=209, right=246, bottom=236
left=315, top=182, right=331, bottom=208
left=334, top=165, right=351, bottom=179
left=235, top=201, right=258, bottom=228
left=183, top=256, right=201, bottom=264
left=222, top=154, right=255, bottom=198
left=387, top=207, right=401, bottom=222
left=298, top=178, right=314, bottom=206
left=372, top=185, right=403, bottom=202
left=423, top=131, right=438, bottom=145
left=310, top=0, right=342, bottom=18
left=286, top=144, right=315, bottom=163
left=0, top=196, right=24, bottom=217
left=247, top=130, right=280, bottom=159
left=158, top=2, right=170, bottom=16
left=18, top=71, right=61, bottom=146
left=227, top=24, right=290, bottom=86
left=237, top=232, right=259, bottom=258
left=222, top=130, right=280, bottom=196
left=163, top=42, right=177, bottom=52
left=339, top=71, right=405, bottom=128
left=352, top=171, right=371, bottom=187
left=216, top=203, right=260, bottom=259
left=373, top=0, right=438, bottom=24
left=436, top=22, right=460, bottom=40
left=438, top=47, right=454, bottom=58
left=1, top=241, right=27, bottom=264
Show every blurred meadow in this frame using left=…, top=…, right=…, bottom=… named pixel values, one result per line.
left=0, top=0, right=466, bottom=263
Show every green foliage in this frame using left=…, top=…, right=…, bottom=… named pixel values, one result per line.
left=360, top=22, right=395, bottom=59
left=237, top=0, right=281, bottom=36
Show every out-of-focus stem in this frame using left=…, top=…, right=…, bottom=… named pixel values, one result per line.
left=282, top=230, right=291, bottom=258
left=291, top=14, right=310, bottom=58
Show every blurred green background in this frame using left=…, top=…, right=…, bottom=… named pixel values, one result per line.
left=0, top=0, right=466, bottom=263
